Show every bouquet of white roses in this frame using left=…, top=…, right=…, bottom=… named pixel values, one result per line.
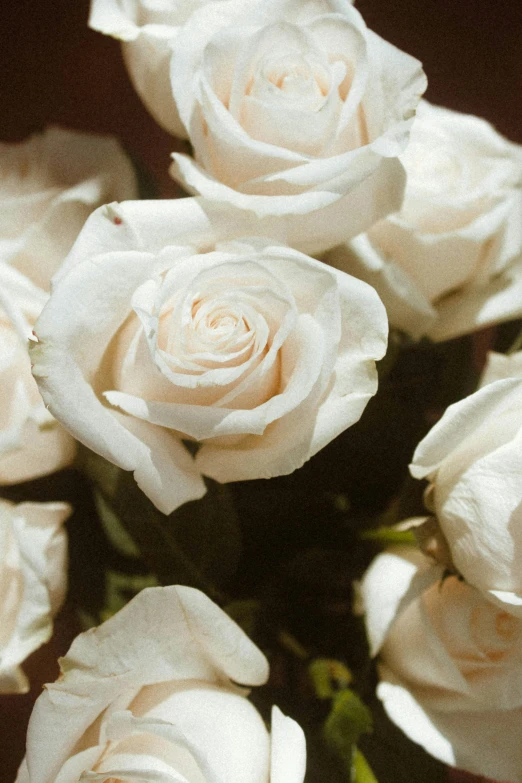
left=1, top=1, right=521, bottom=782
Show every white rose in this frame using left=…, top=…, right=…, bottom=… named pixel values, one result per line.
left=0, top=498, right=70, bottom=694
left=30, top=198, right=387, bottom=514
left=410, top=376, right=522, bottom=615
left=159, top=0, right=426, bottom=253
left=16, top=585, right=306, bottom=783
left=480, top=349, right=522, bottom=387
left=0, top=126, right=138, bottom=290
left=0, top=127, right=138, bottom=483
left=326, top=101, right=522, bottom=340
left=361, top=547, right=522, bottom=782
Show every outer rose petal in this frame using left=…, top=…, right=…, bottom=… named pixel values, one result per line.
left=99, top=693, right=270, bottom=783
left=360, top=545, right=442, bottom=657
left=410, top=377, right=522, bottom=479
left=170, top=155, right=406, bottom=253
left=0, top=421, right=77, bottom=487
left=0, top=265, right=77, bottom=484
left=324, top=234, right=437, bottom=340
left=0, top=127, right=137, bottom=484
left=57, top=188, right=402, bottom=269
left=378, top=672, right=522, bottom=782
left=427, top=259, right=522, bottom=341
left=89, top=0, right=188, bottom=137
left=409, top=376, right=522, bottom=612
left=435, top=435, right=522, bottom=601
left=270, top=706, right=307, bottom=783
left=377, top=673, right=455, bottom=766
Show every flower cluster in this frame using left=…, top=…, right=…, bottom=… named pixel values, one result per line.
left=360, top=357, right=522, bottom=780
left=2, top=1, right=522, bottom=782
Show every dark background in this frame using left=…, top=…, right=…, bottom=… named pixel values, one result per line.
left=1, top=0, right=521, bottom=187
left=0, top=1, right=520, bottom=781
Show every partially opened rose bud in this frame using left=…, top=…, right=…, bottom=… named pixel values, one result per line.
left=361, top=546, right=522, bottom=781
left=30, top=198, right=387, bottom=514
left=410, top=376, right=522, bottom=616
left=16, top=585, right=306, bottom=783
left=326, top=101, right=522, bottom=340
left=0, top=498, right=70, bottom=694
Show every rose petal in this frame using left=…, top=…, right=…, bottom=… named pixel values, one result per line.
left=361, top=546, right=442, bottom=657
left=410, top=378, right=522, bottom=479
left=270, top=706, right=307, bottom=783
left=378, top=672, right=522, bottom=781
left=325, top=234, right=436, bottom=339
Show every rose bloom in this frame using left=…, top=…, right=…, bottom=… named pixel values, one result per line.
left=410, top=375, right=522, bottom=615
left=325, top=101, right=522, bottom=340
left=30, top=198, right=387, bottom=514
left=90, top=0, right=426, bottom=253
left=16, top=585, right=306, bottom=783
left=0, top=127, right=137, bottom=484
left=0, top=498, right=70, bottom=694
left=361, top=546, right=522, bottom=781
left=166, top=0, right=426, bottom=251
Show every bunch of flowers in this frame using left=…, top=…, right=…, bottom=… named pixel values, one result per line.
left=1, top=1, right=521, bottom=782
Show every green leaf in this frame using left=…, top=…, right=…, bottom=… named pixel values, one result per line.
left=83, top=453, right=240, bottom=602
left=171, top=480, right=242, bottom=589
left=353, top=749, right=379, bottom=783
left=324, top=690, right=373, bottom=764
left=93, top=489, right=140, bottom=558
left=309, top=658, right=353, bottom=700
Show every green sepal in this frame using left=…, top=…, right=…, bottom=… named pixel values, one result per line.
left=360, top=526, right=416, bottom=546
left=353, top=748, right=379, bottom=783
left=309, top=658, right=353, bottom=700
